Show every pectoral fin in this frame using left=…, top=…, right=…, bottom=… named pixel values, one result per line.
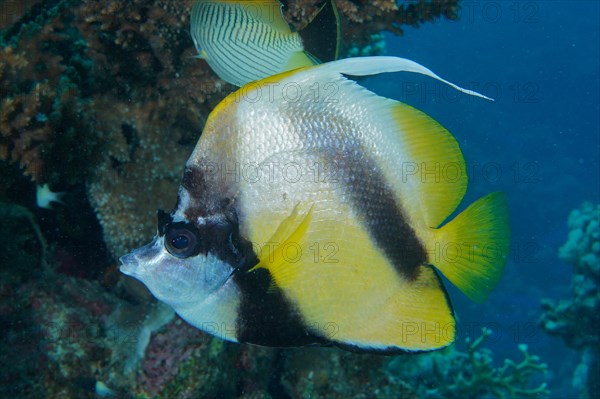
left=250, top=202, right=315, bottom=289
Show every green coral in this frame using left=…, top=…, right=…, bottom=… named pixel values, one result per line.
left=540, top=202, right=600, bottom=399
left=445, top=328, right=549, bottom=399
left=558, top=202, right=600, bottom=271
left=388, top=328, right=549, bottom=399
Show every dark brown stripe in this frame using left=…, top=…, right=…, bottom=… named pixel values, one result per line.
left=233, top=267, right=326, bottom=347
left=176, top=167, right=324, bottom=346
left=325, top=147, right=427, bottom=280
left=161, top=197, right=252, bottom=270
left=180, top=164, right=228, bottom=221
left=181, top=165, right=208, bottom=204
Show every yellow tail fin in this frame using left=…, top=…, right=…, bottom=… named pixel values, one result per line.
left=426, top=192, right=510, bottom=302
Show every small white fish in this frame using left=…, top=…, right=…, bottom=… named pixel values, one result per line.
left=95, top=381, right=116, bottom=397
left=36, top=184, right=64, bottom=209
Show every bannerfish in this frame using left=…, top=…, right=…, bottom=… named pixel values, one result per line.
left=190, top=0, right=340, bottom=86
left=120, top=56, right=509, bottom=353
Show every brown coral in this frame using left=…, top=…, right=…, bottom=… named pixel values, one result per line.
left=72, top=0, right=226, bottom=256
left=2, top=0, right=226, bottom=253
left=0, top=35, right=67, bottom=181
left=0, top=0, right=43, bottom=30
left=0, top=0, right=224, bottom=185
left=285, top=0, right=461, bottom=49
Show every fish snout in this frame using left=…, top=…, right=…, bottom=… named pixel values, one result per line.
left=119, top=252, right=140, bottom=277
left=119, top=237, right=163, bottom=280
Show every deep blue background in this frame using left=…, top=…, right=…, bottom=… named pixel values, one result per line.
left=364, top=1, right=599, bottom=397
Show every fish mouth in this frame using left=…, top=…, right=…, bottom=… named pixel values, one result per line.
left=119, top=238, right=160, bottom=279
left=119, top=252, right=140, bottom=278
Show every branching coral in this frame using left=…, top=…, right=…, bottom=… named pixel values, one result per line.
left=0, top=44, right=63, bottom=180
left=387, top=328, right=549, bottom=399
left=1, top=0, right=223, bottom=255
left=74, top=0, right=222, bottom=105
left=444, top=329, right=549, bottom=399
left=0, top=0, right=219, bottom=179
left=540, top=202, right=600, bottom=399
left=0, top=0, right=99, bottom=183
left=540, top=202, right=600, bottom=348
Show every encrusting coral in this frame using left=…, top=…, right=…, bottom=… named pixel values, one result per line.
left=540, top=202, right=600, bottom=399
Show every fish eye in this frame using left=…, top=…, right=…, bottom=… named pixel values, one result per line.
left=165, top=224, right=201, bottom=258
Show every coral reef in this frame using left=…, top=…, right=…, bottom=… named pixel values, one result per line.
left=0, top=0, right=220, bottom=254
left=0, top=13, right=97, bottom=182
left=540, top=202, right=600, bottom=399
left=280, top=348, right=416, bottom=399
left=387, top=328, right=549, bottom=399
left=0, top=1, right=539, bottom=398
left=2, top=257, right=226, bottom=398
left=1, top=243, right=553, bottom=399
left=74, top=0, right=223, bottom=256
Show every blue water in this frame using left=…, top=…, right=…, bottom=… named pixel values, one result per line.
left=365, top=1, right=599, bottom=397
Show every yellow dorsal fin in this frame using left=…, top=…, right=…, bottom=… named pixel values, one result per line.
left=391, top=102, right=468, bottom=228
left=426, top=192, right=510, bottom=302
